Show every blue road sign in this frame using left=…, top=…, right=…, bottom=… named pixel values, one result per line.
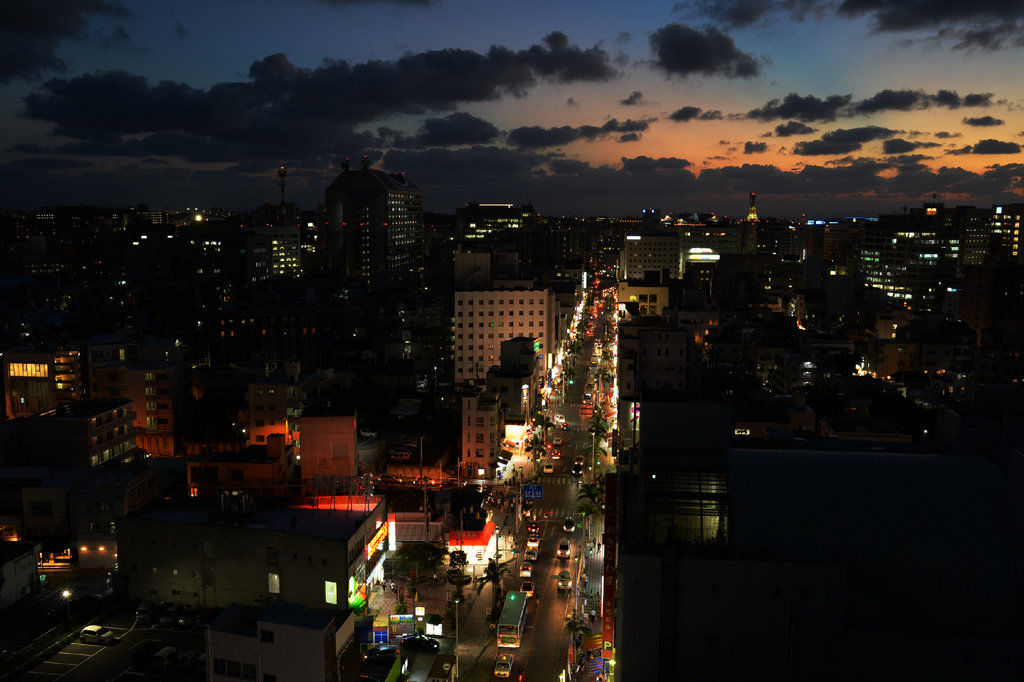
left=523, top=484, right=543, bottom=500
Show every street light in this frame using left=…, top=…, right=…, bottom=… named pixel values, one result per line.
left=61, top=589, right=72, bottom=619
left=454, top=594, right=461, bottom=680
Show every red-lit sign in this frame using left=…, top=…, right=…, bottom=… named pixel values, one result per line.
left=366, top=523, right=388, bottom=558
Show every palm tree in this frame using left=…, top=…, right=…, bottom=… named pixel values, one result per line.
left=535, top=413, right=555, bottom=443
left=577, top=481, right=604, bottom=507
left=588, top=414, right=609, bottom=458
left=564, top=613, right=591, bottom=663
left=476, top=558, right=510, bottom=620
left=524, top=433, right=545, bottom=463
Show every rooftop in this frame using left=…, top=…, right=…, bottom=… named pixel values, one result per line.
left=135, top=497, right=383, bottom=541
left=35, top=399, right=132, bottom=419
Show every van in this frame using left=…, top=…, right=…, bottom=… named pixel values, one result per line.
left=135, top=600, right=153, bottom=625
left=153, top=646, right=179, bottom=672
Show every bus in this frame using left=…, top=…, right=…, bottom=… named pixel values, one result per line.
left=496, top=591, right=528, bottom=648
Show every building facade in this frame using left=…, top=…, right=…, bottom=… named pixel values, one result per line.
left=4, top=349, right=82, bottom=419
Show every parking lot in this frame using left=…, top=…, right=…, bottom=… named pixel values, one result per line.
left=18, top=605, right=206, bottom=681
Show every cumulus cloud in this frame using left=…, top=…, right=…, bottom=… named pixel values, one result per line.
left=747, top=88, right=995, bottom=122
left=962, top=115, right=1004, bottom=127
left=744, top=141, right=768, bottom=153
left=21, top=33, right=614, bottom=160
left=747, top=93, right=853, bottom=122
left=792, top=125, right=898, bottom=155
left=0, top=0, right=128, bottom=83
left=620, top=155, right=691, bottom=172
left=970, top=139, right=1022, bottom=154
left=882, top=138, right=940, bottom=154
left=772, top=120, right=817, bottom=136
left=669, top=106, right=723, bottom=122
left=508, top=118, right=652, bottom=148
left=378, top=112, right=500, bottom=148
left=649, top=23, right=760, bottom=78
left=619, top=90, right=647, bottom=106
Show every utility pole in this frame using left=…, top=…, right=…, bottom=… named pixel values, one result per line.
left=421, top=436, right=429, bottom=536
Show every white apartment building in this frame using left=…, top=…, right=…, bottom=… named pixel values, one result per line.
left=618, top=233, right=682, bottom=280
left=454, top=287, right=554, bottom=384
left=460, top=388, right=504, bottom=478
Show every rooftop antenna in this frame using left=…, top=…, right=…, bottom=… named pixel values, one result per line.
left=277, top=165, right=287, bottom=222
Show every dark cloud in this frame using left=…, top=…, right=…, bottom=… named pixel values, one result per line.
left=0, top=0, right=128, bottom=83
left=381, top=112, right=500, bottom=148
left=549, top=158, right=591, bottom=174
left=617, top=31, right=632, bottom=43
left=749, top=88, right=994, bottom=122
left=618, top=132, right=641, bottom=142
left=94, top=24, right=143, bottom=51
left=747, top=92, right=852, bottom=122
left=620, top=90, right=647, bottom=106
left=773, top=120, right=817, bottom=136
left=744, top=141, right=768, bottom=153
left=962, top=115, right=1004, bottom=127
left=566, top=97, right=578, bottom=107
left=690, top=0, right=774, bottom=27
left=834, top=0, right=1024, bottom=49
left=971, top=139, right=1022, bottom=154
left=669, top=106, right=702, bottom=122
left=792, top=125, right=897, bottom=155
left=882, top=138, right=940, bottom=154
left=311, top=0, right=431, bottom=4
left=22, top=34, right=613, bottom=160
left=620, top=155, right=691, bottom=173
left=522, top=31, right=617, bottom=82
left=508, top=118, right=651, bottom=148
left=649, top=23, right=760, bottom=78
left=669, top=106, right=723, bottom=122
left=934, top=131, right=961, bottom=138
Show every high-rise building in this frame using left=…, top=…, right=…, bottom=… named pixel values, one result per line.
left=455, top=202, right=536, bottom=242
left=861, top=203, right=960, bottom=312
left=618, top=232, right=681, bottom=280
left=323, top=159, right=423, bottom=280
left=244, top=224, right=302, bottom=282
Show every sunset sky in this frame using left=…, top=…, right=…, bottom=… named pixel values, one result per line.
left=3, top=0, right=1024, bottom=216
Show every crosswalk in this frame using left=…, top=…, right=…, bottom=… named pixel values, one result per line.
left=536, top=473, right=578, bottom=485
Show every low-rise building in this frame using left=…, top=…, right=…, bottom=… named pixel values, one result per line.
left=207, top=601, right=357, bottom=682
left=25, top=399, right=137, bottom=468
left=0, top=541, right=39, bottom=608
left=118, top=493, right=388, bottom=611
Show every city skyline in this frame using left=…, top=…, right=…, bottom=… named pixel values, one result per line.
left=2, top=1, right=1024, bottom=215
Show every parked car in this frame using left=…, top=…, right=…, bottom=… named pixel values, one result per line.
left=135, top=600, right=154, bottom=625
left=400, top=634, right=439, bottom=652
left=358, top=428, right=378, bottom=439
left=177, top=605, right=197, bottom=628
left=80, top=625, right=117, bottom=645
left=159, top=604, right=182, bottom=627
left=364, top=644, right=399, bottom=660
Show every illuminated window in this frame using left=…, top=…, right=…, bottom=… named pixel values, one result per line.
left=325, top=580, right=338, bottom=605
left=268, top=572, right=280, bottom=594
left=8, top=363, right=47, bottom=378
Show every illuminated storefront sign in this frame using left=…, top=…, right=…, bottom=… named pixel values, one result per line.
left=366, top=522, right=388, bottom=559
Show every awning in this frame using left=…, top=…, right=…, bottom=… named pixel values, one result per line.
left=448, top=520, right=495, bottom=548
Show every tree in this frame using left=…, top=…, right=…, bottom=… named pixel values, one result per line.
left=564, top=613, right=591, bottom=663
left=524, top=433, right=545, bottom=463
left=535, top=413, right=555, bottom=442
left=577, top=481, right=604, bottom=507
left=476, top=558, right=510, bottom=620
left=396, top=542, right=448, bottom=587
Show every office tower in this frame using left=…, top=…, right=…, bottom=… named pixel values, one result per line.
left=244, top=224, right=302, bottom=281
left=455, top=202, right=537, bottom=242
left=861, top=202, right=960, bottom=312
left=323, top=158, right=423, bottom=280
left=618, top=231, right=681, bottom=280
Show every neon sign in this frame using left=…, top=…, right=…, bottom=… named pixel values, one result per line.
left=366, top=523, right=388, bottom=558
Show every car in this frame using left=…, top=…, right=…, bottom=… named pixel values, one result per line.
left=552, top=437, right=563, bottom=447
left=524, top=547, right=539, bottom=561
left=358, top=428, right=378, bottom=439
left=571, top=464, right=583, bottom=477
left=519, top=561, right=533, bottom=578
left=364, top=644, right=399, bottom=660
left=552, top=413, right=566, bottom=424
left=563, top=517, right=576, bottom=533
left=159, top=604, right=182, bottom=626
left=195, top=608, right=219, bottom=627
left=557, top=570, right=573, bottom=590
left=551, top=449, right=561, bottom=460
left=520, top=581, right=534, bottom=597
left=400, top=634, right=440, bottom=652
left=526, top=534, right=540, bottom=548
left=135, top=600, right=154, bottom=625
left=561, top=423, right=570, bottom=431
left=522, top=501, right=533, bottom=517
left=584, top=393, right=594, bottom=401
left=574, top=455, right=585, bottom=465
left=557, top=539, right=571, bottom=559
left=177, top=605, right=197, bottom=628
left=542, top=463, right=554, bottom=474
left=526, top=521, right=540, bottom=534
left=494, top=653, right=514, bottom=678
left=80, top=625, right=117, bottom=645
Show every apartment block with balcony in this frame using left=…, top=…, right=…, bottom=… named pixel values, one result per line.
left=4, top=349, right=82, bottom=419
left=24, top=399, right=137, bottom=468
